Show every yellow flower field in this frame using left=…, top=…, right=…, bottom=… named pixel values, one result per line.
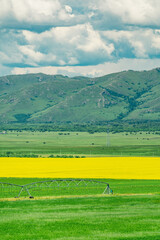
left=0, top=157, right=160, bottom=179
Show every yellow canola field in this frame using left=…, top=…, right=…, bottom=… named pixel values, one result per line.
left=0, top=157, right=160, bottom=179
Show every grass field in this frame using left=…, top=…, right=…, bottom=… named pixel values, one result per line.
left=1, top=196, right=160, bottom=240
left=0, top=178, right=160, bottom=197
left=0, top=131, right=160, bottom=157
left=0, top=179, right=160, bottom=239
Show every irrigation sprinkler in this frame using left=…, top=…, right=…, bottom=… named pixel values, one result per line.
left=0, top=179, right=112, bottom=198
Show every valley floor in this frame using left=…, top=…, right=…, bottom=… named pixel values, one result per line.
left=0, top=131, right=160, bottom=157
left=1, top=131, right=160, bottom=239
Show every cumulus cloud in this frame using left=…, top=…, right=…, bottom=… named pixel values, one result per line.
left=1, top=0, right=160, bottom=77
left=98, top=0, right=160, bottom=28
left=19, top=23, right=114, bottom=66
left=0, top=23, right=114, bottom=70
left=1, top=0, right=160, bottom=30
left=102, top=29, right=160, bottom=59
left=1, top=26, right=160, bottom=76
left=0, top=0, right=75, bottom=29
left=0, top=29, right=25, bottom=66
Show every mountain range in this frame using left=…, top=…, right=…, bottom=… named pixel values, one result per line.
left=0, top=68, right=160, bottom=123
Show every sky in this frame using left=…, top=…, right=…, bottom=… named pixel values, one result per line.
left=1, top=0, right=160, bottom=77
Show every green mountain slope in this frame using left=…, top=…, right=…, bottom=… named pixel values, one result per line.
left=0, top=68, right=160, bottom=123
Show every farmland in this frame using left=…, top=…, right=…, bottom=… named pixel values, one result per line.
left=1, top=195, right=160, bottom=240
left=0, top=156, right=160, bottom=179
left=0, top=178, right=160, bottom=196
left=0, top=179, right=160, bottom=239
left=0, top=131, right=160, bottom=157
left=1, top=131, right=160, bottom=239
left=1, top=154, right=160, bottom=239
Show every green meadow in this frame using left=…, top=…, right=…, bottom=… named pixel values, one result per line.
left=0, top=131, right=160, bottom=157
left=0, top=178, right=160, bottom=199
left=0, top=178, right=160, bottom=240
left=0, top=178, right=160, bottom=195
left=1, top=196, right=160, bottom=240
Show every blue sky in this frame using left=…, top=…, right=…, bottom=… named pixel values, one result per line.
left=0, top=0, right=160, bottom=77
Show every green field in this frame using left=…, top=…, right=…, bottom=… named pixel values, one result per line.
left=0, top=178, right=111, bottom=199
left=0, top=178, right=160, bottom=239
left=0, top=178, right=160, bottom=195
left=0, top=178, right=160, bottom=199
left=0, top=131, right=160, bottom=157
left=1, top=196, right=160, bottom=240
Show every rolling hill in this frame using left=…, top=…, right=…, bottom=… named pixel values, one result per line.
left=0, top=68, right=160, bottom=124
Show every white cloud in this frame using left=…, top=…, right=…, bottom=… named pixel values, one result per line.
left=11, top=58, right=160, bottom=78
left=0, top=30, right=25, bottom=65
left=102, top=29, right=160, bottom=58
left=1, top=0, right=160, bottom=76
left=77, top=24, right=114, bottom=54
left=1, top=0, right=160, bottom=30
left=20, top=23, right=114, bottom=66
left=0, top=0, right=74, bottom=27
left=19, top=45, right=56, bottom=65
left=98, top=0, right=160, bottom=27
left=152, top=30, right=160, bottom=51
left=19, top=45, right=44, bottom=63
left=1, top=26, right=160, bottom=73
left=12, top=0, right=61, bottom=22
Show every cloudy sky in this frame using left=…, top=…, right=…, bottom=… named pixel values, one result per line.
left=1, top=0, right=160, bottom=77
